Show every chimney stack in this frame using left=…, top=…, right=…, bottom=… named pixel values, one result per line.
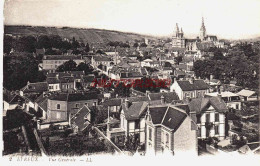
left=125, top=98, right=130, bottom=109
left=161, top=95, right=165, bottom=104
left=189, top=77, right=194, bottom=84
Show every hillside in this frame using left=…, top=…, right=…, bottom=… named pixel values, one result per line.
left=4, top=25, right=157, bottom=43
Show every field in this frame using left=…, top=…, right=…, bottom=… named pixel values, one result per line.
left=4, top=25, right=157, bottom=43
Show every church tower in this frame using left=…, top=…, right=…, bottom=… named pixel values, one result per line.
left=199, top=17, right=206, bottom=41
left=172, top=23, right=185, bottom=48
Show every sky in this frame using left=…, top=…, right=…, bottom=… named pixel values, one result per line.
left=3, top=0, right=260, bottom=39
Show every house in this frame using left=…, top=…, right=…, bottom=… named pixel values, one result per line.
left=102, top=98, right=122, bottom=113
left=46, top=71, right=85, bottom=91
left=42, top=55, right=85, bottom=72
left=60, top=76, right=75, bottom=92
left=147, top=92, right=180, bottom=105
left=145, top=105, right=198, bottom=155
left=20, top=82, right=48, bottom=96
left=186, top=96, right=228, bottom=140
left=120, top=100, right=148, bottom=144
left=70, top=105, right=91, bottom=133
left=44, top=92, right=99, bottom=123
left=81, top=75, right=96, bottom=89
left=3, top=90, right=26, bottom=116
left=91, top=55, right=113, bottom=69
left=141, top=59, right=154, bottom=67
left=170, top=78, right=209, bottom=100
left=205, top=91, right=241, bottom=110
left=237, top=89, right=258, bottom=101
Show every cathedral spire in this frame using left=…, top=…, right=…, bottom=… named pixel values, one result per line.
left=175, top=23, right=179, bottom=34
left=200, top=17, right=206, bottom=40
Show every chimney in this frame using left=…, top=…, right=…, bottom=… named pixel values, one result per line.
left=173, top=77, right=177, bottom=83
left=161, top=95, right=165, bottom=104
left=210, top=74, right=213, bottom=80
left=189, top=77, right=194, bottom=84
left=125, top=98, right=130, bottom=109
left=56, top=73, right=59, bottom=79
left=146, top=90, right=150, bottom=96
left=217, top=90, right=222, bottom=99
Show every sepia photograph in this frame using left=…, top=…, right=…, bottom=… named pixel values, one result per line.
left=1, top=0, right=260, bottom=165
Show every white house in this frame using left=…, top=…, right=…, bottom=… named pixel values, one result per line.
left=205, top=91, right=241, bottom=110
left=170, top=78, right=209, bottom=100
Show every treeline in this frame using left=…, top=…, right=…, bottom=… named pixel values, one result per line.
left=193, top=43, right=259, bottom=89
left=4, top=35, right=90, bottom=55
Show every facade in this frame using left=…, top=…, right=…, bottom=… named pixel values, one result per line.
left=44, top=92, right=98, bottom=123
left=42, top=55, right=85, bottom=72
left=170, top=79, right=209, bottom=100
left=186, top=96, right=228, bottom=140
left=120, top=100, right=148, bottom=144
left=172, top=23, right=185, bottom=48
left=205, top=91, right=241, bottom=110
left=145, top=105, right=198, bottom=155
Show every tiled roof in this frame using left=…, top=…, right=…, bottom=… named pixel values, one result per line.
left=125, top=96, right=149, bottom=103
left=188, top=97, right=228, bottom=114
left=162, top=107, right=187, bottom=130
left=102, top=98, right=122, bottom=106
left=237, top=89, right=256, bottom=97
left=122, top=101, right=148, bottom=120
left=43, top=55, right=83, bottom=60
left=68, top=92, right=98, bottom=102
left=21, top=82, right=48, bottom=93
left=71, top=105, right=91, bottom=131
left=174, top=104, right=190, bottom=114
left=177, top=79, right=209, bottom=91
left=46, top=77, right=60, bottom=84
left=93, top=56, right=112, bottom=61
left=149, top=106, right=168, bottom=124
left=60, top=77, right=74, bottom=83
left=148, top=92, right=179, bottom=103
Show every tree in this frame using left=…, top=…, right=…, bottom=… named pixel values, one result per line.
left=139, top=43, right=147, bottom=47
left=85, top=43, right=90, bottom=52
left=164, top=62, right=172, bottom=67
left=133, top=43, right=139, bottom=48
left=4, top=35, right=13, bottom=54
left=174, top=56, right=183, bottom=65
left=3, top=53, right=46, bottom=90
left=36, top=35, right=51, bottom=49
left=76, top=62, right=93, bottom=74
left=56, top=60, right=77, bottom=72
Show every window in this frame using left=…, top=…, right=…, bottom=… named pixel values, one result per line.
left=49, top=86, right=53, bottom=89
left=215, top=125, right=219, bottom=135
left=197, top=92, right=201, bottom=97
left=215, top=113, right=219, bottom=122
left=57, top=104, right=60, bottom=110
left=161, top=131, right=164, bottom=144
left=135, top=120, right=140, bottom=129
left=75, top=103, right=79, bottom=108
left=206, top=114, right=210, bottom=122
left=236, top=104, right=239, bottom=109
left=166, top=133, right=169, bottom=146
left=149, top=128, right=152, bottom=141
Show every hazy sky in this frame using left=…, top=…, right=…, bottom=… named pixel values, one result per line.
left=4, top=0, right=260, bottom=39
